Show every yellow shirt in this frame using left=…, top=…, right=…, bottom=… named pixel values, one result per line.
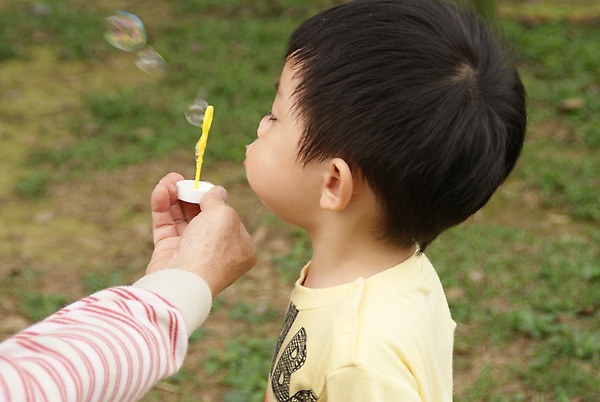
left=266, top=253, right=455, bottom=401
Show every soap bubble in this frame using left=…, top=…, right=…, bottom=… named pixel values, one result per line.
left=104, top=11, right=146, bottom=53
left=185, top=98, right=209, bottom=127
left=134, top=46, right=167, bottom=74
left=104, top=11, right=166, bottom=74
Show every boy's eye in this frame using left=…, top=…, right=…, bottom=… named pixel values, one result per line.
left=258, top=113, right=276, bottom=134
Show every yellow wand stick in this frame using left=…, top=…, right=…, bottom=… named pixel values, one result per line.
left=194, top=105, right=214, bottom=189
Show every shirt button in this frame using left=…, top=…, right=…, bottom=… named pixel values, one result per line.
left=341, top=323, right=353, bottom=334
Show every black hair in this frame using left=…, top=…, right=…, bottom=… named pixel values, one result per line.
left=286, top=0, right=527, bottom=252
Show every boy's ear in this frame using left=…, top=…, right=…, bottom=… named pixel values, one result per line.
left=320, top=158, right=353, bottom=211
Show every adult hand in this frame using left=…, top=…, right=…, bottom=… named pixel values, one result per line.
left=146, top=172, right=257, bottom=296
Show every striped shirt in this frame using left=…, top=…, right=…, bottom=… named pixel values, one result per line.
left=0, top=269, right=212, bottom=402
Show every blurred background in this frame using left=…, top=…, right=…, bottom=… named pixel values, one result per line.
left=0, top=1, right=598, bottom=401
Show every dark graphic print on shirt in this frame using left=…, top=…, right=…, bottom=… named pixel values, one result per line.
left=270, top=303, right=318, bottom=402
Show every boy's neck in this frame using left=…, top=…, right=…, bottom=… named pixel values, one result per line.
left=296, top=172, right=416, bottom=289
left=302, top=226, right=416, bottom=289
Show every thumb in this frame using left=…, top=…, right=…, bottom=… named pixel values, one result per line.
left=200, top=185, right=228, bottom=210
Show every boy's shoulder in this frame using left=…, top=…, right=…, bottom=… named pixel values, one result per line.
left=343, top=257, right=455, bottom=388
left=354, top=255, right=454, bottom=340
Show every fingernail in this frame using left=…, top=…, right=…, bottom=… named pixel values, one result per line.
left=213, top=186, right=228, bottom=201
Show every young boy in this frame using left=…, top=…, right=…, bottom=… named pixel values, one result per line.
left=244, top=0, right=527, bottom=400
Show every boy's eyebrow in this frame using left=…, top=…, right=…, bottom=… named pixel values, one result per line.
left=274, top=80, right=280, bottom=94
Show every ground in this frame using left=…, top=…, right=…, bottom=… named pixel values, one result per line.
left=1, top=1, right=599, bottom=400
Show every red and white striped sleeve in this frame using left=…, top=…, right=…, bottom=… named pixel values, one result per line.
left=0, top=269, right=212, bottom=402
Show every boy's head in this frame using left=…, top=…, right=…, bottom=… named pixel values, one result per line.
left=246, top=0, right=527, bottom=252
left=247, top=0, right=527, bottom=251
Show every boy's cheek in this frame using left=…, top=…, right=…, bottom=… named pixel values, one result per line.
left=243, top=152, right=260, bottom=178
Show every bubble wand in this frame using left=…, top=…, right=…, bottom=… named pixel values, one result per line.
left=176, top=98, right=216, bottom=204
left=194, top=105, right=214, bottom=189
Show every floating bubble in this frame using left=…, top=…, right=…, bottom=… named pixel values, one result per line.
left=104, top=11, right=166, bottom=74
left=134, top=46, right=167, bottom=74
left=104, top=11, right=146, bottom=53
left=185, top=98, right=209, bottom=127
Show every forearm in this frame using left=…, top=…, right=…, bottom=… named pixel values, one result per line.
left=0, top=270, right=212, bottom=402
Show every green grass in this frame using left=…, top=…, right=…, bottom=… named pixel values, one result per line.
left=20, top=291, right=70, bottom=322
left=505, top=20, right=600, bottom=222
left=83, top=272, right=126, bottom=294
left=0, top=0, right=105, bottom=61
left=16, top=171, right=51, bottom=197
left=6, top=266, right=71, bottom=322
left=229, top=301, right=281, bottom=324
left=274, top=229, right=312, bottom=283
left=428, top=224, right=599, bottom=400
left=204, top=337, right=276, bottom=402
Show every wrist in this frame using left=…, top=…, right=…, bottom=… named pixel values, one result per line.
left=133, top=269, right=212, bottom=336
